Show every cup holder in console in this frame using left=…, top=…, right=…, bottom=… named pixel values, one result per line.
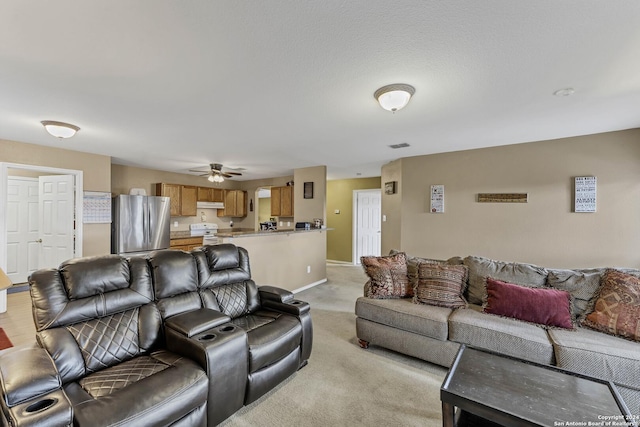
left=218, top=325, right=235, bottom=332
left=24, top=398, right=58, bottom=414
left=199, top=334, right=217, bottom=341
left=291, top=300, right=303, bottom=305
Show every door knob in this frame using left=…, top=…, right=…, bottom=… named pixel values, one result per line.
left=36, top=239, right=43, bottom=243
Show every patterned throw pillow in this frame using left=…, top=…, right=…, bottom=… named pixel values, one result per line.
left=361, top=253, right=411, bottom=299
left=582, top=270, right=640, bottom=342
left=483, top=278, right=574, bottom=329
left=413, top=263, right=468, bottom=309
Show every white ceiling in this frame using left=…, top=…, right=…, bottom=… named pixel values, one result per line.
left=1, top=1, right=639, bottom=181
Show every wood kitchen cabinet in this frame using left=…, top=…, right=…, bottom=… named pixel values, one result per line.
left=156, top=183, right=197, bottom=216
left=197, top=187, right=225, bottom=203
left=271, top=186, right=294, bottom=217
left=217, top=190, right=247, bottom=217
left=170, top=237, right=202, bottom=251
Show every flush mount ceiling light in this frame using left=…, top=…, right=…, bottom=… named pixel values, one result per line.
left=41, top=120, right=80, bottom=138
left=553, top=88, right=575, bottom=97
left=374, top=84, right=415, bottom=112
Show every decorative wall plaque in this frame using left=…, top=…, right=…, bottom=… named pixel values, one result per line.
left=574, top=176, right=596, bottom=212
left=430, top=185, right=444, bottom=213
left=384, top=181, right=396, bottom=195
left=477, top=193, right=528, bottom=203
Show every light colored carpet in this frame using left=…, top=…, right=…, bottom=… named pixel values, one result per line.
left=221, top=263, right=446, bottom=427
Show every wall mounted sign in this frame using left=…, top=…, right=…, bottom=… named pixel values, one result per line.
left=574, top=176, right=596, bottom=212
left=303, top=182, right=314, bottom=199
left=430, top=185, right=444, bottom=213
left=477, top=193, right=528, bottom=203
left=384, top=181, right=397, bottom=195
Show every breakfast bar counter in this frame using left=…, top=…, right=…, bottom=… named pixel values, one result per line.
left=219, top=228, right=330, bottom=293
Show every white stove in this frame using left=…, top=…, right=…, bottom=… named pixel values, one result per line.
left=189, top=223, right=219, bottom=245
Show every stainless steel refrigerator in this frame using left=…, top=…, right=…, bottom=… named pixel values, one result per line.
left=111, top=195, right=171, bottom=255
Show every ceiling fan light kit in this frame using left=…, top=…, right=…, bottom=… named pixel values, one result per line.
left=190, top=163, right=243, bottom=182
left=41, top=120, right=80, bottom=138
left=374, top=84, right=415, bottom=112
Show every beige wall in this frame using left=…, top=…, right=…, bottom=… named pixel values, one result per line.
left=326, top=177, right=381, bottom=262
left=1, top=139, right=111, bottom=256
left=381, top=159, right=402, bottom=254
left=293, top=166, right=327, bottom=224
left=221, top=230, right=327, bottom=292
left=382, top=129, right=640, bottom=269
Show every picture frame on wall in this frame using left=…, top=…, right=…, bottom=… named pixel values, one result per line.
left=304, top=181, right=314, bottom=199
left=385, top=181, right=396, bottom=195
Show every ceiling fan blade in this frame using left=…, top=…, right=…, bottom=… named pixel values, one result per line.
left=221, top=173, right=234, bottom=178
left=225, top=171, right=242, bottom=176
left=189, top=168, right=209, bottom=173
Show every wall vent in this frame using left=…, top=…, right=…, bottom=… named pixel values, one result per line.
left=389, top=143, right=410, bottom=149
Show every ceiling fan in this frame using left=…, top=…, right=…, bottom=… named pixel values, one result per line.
left=189, top=163, right=243, bottom=182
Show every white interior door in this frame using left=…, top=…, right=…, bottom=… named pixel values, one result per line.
left=354, top=189, right=382, bottom=264
left=6, top=177, right=40, bottom=283
left=39, top=175, right=75, bottom=268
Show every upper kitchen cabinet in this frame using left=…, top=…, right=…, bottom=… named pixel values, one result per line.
left=197, top=186, right=225, bottom=203
left=218, top=190, right=247, bottom=217
left=156, top=183, right=197, bottom=216
left=271, top=186, right=293, bottom=217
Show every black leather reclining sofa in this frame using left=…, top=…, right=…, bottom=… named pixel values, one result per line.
left=0, top=244, right=312, bottom=427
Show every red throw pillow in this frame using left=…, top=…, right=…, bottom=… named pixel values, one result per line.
left=484, top=278, right=574, bottom=329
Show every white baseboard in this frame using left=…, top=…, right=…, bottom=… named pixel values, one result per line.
left=293, top=278, right=327, bottom=294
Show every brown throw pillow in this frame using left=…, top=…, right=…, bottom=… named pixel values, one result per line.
left=361, top=253, right=411, bottom=299
left=413, top=263, right=468, bottom=309
left=582, top=270, right=640, bottom=342
left=483, top=278, right=574, bottom=329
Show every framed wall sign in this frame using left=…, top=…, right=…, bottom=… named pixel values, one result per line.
left=574, top=176, right=596, bottom=212
left=384, top=181, right=396, bottom=195
left=303, top=182, right=314, bottom=199
left=430, top=185, right=444, bottom=213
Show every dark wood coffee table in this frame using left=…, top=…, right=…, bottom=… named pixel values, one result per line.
left=441, top=345, right=636, bottom=427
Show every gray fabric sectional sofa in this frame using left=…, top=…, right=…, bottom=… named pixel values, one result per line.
left=355, top=254, right=640, bottom=413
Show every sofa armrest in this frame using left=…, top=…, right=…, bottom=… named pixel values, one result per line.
left=165, top=308, right=231, bottom=338
left=165, top=323, right=248, bottom=426
left=259, top=285, right=294, bottom=303
left=262, top=299, right=310, bottom=316
left=0, top=346, right=73, bottom=427
left=0, top=346, right=61, bottom=406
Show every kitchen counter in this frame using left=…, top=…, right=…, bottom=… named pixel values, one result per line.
left=170, top=231, right=196, bottom=239
left=215, top=228, right=331, bottom=238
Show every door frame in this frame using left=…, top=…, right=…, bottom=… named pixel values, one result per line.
left=0, top=162, right=84, bottom=274
left=352, top=189, right=382, bottom=265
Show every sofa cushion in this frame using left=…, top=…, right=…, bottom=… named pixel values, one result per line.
left=448, top=306, right=555, bottom=365
left=64, top=350, right=208, bottom=427
left=484, top=278, right=573, bottom=329
left=232, top=311, right=302, bottom=373
left=545, top=268, right=606, bottom=321
left=355, top=297, right=451, bottom=341
left=548, top=327, right=640, bottom=392
left=463, top=256, right=548, bottom=305
left=582, top=270, right=640, bottom=342
left=361, top=253, right=411, bottom=299
left=414, top=264, right=468, bottom=309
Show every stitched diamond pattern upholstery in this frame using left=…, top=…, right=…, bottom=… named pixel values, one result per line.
left=67, top=309, right=140, bottom=373
left=232, top=314, right=276, bottom=331
left=78, top=355, right=168, bottom=398
left=215, top=283, right=249, bottom=318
